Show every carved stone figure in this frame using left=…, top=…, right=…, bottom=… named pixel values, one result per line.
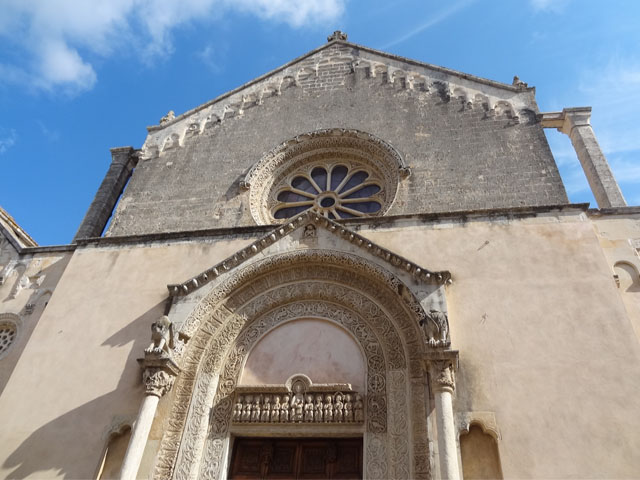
left=344, top=394, right=353, bottom=422
left=304, top=394, right=314, bottom=422
left=271, top=396, right=280, bottom=423
left=334, top=393, right=344, bottom=423
left=354, top=394, right=364, bottom=423
left=420, top=309, right=450, bottom=347
left=280, top=394, right=290, bottom=422
left=261, top=395, right=271, bottom=422
left=242, top=395, right=252, bottom=422
left=291, top=381, right=305, bottom=422
left=304, top=224, right=316, bottom=238
left=251, top=395, right=262, bottom=422
left=233, top=395, right=243, bottom=422
left=323, top=394, right=333, bottom=422
left=292, top=394, right=303, bottom=422
left=145, top=315, right=175, bottom=355
left=314, top=394, right=323, bottom=422
left=160, top=110, right=175, bottom=124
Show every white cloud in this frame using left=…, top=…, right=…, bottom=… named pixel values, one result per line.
left=0, top=129, right=17, bottom=155
left=381, top=0, right=476, bottom=49
left=37, top=121, right=60, bottom=142
left=578, top=58, right=640, bottom=156
left=0, top=0, right=344, bottom=94
left=529, top=0, right=572, bottom=13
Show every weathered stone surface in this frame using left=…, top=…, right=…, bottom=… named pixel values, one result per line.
left=105, top=43, right=566, bottom=237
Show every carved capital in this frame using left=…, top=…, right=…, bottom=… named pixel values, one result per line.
left=143, top=367, right=175, bottom=397
left=138, top=352, right=180, bottom=397
left=429, top=361, right=455, bottom=392
left=424, top=350, right=459, bottom=393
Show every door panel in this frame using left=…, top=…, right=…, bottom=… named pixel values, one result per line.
left=230, top=438, right=362, bottom=480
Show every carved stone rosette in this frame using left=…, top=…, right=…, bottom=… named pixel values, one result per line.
left=139, top=352, right=180, bottom=398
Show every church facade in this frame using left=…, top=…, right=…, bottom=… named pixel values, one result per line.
left=1, top=32, right=640, bottom=479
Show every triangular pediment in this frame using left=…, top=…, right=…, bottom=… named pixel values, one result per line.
left=167, top=209, right=451, bottom=298
left=141, top=37, right=533, bottom=160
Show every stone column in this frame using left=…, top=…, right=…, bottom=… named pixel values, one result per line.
left=120, top=355, right=179, bottom=480
left=426, top=351, right=460, bottom=480
left=74, top=146, right=138, bottom=241
left=541, top=107, right=626, bottom=208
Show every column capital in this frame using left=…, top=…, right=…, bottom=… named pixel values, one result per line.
left=559, top=107, right=592, bottom=135
left=424, top=350, right=459, bottom=393
left=139, top=352, right=180, bottom=397
left=539, top=107, right=592, bottom=134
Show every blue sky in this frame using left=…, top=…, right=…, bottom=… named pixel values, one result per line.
left=0, top=0, right=639, bottom=245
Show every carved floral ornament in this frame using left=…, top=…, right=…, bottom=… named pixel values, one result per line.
left=242, top=129, right=410, bottom=225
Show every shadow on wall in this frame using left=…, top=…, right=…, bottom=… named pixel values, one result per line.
left=0, top=254, right=72, bottom=398
left=2, top=301, right=166, bottom=479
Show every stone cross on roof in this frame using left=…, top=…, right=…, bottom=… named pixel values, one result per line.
left=327, top=30, right=348, bottom=42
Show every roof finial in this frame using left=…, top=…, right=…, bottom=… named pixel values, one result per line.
left=327, top=31, right=348, bottom=42
left=512, top=75, right=528, bottom=89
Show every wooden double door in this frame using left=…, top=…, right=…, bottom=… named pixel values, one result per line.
left=229, top=437, right=363, bottom=479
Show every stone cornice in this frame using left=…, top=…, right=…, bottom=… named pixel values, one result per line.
left=146, top=39, right=525, bottom=134
left=166, top=209, right=452, bottom=297
left=140, top=38, right=536, bottom=161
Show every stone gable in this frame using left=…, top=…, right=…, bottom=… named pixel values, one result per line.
left=105, top=40, right=567, bottom=237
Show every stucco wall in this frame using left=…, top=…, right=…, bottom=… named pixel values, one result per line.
left=1, top=211, right=639, bottom=478
left=240, top=318, right=366, bottom=392
left=0, top=236, right=256, bottom=479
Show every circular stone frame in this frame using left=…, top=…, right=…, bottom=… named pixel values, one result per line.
left=243, top=129, right=409, bottom=225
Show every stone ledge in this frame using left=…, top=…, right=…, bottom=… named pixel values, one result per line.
left=63, top=203, right=590, bottom=250
left=587, top=206, right=640, bottom=216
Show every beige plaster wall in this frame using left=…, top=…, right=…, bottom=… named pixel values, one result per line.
left=589, top=213, right=640, bottom=342
left=0, top=251, right=71, bottom=397
left=365, top=214, right=640, bottom=478
left=1, top=212, right=639, bottom=478
left=0, top=237, right=255, bottom=479
left=239, top=318, right=366, bottom=392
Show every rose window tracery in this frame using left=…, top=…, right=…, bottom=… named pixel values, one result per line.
left=0, top=322, right=17, bottom=358
left=244, top=129, right=408, bottom=225
left=274, top=164, right=383, bottom=219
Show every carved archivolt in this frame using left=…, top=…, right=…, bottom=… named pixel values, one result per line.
left=198, top=302, right=390, bottom=480
left=153, top=250, right=433, bottom=480
left=244, top=129, right=408, bottom=225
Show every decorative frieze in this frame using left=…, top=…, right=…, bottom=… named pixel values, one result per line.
left=141, top=43, right=530, bottom=160
left=233, top=375, right=363, bottom=425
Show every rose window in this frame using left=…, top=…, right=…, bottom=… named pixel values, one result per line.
left=0, top=322, right=16, bottom=358
left=273, top=164, right=384, bottom=219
